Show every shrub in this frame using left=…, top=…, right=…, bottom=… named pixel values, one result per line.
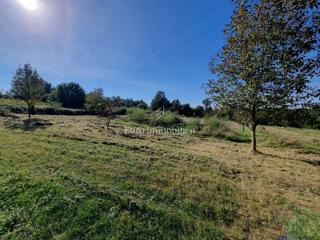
left=185, top=120, right=202, bottom=131
left=85, top=88, right=105, bottom=112
left=113, top=107, right=127, bottom=115
left=150, top=112, right=184, bottom=127
left=127, top=108, right=150, bottom=124
left=0, top=107, right=10, bottom=117
left=204, top=116, right=222, bottom=131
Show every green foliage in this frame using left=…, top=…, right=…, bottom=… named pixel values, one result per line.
left=11, top=64, right=45, bottom=102
left=127, top=108, right=150, bottom=124
left=205, top=116, right=222, bottom=130
left=150, top=112, right=184, bottom=128
left=193, top=106, right=205, bottom=118
left=151, top=91, right=170, bottom=111
left=0, top=107, right=10, bottom=117
left=85, top=88, right=105, bottom=112
left=10, top=64, right=45, bottom=119
left=180, top=104, right=193, bottom=117
left=202, top=98, right=213, bottom=113
left=287, top=210, right=320, bottom=240
left=127, top=109, right=184, bottom=128
left=170, top=99, right=182, bottom=113
left=201, top=117, right=251, bottom=143
left=113, top=107, right=127, bottom=115
left=41, top=80, right=52, bottom=102
left=185, top=120, right=202, bottom=131
left=55, top=82, right=86, bottom=109
left=206, top=0, right=320, bottom=151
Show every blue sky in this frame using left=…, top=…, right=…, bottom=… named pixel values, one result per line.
left=0, top=0, right=235, bottom=106
left=1, top=1, right=318, bottom=106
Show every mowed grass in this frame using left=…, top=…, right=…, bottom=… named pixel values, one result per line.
left=0, top=114, right=319, bottom=239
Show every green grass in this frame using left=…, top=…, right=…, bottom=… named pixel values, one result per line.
left=287, top=210, right=320, bottom=240
left=0, top=98, right=47, bottom=108
left=200, top=117, right=251, bottom=143
left=0, top=114, right=319, bottom=239
left=127, top=109, right=185, bottom=128
left=0, top=117, right=238, bottom=239
left=149, top=112, right=184, bottom=128
left=127, top=108, right=150, bottom=125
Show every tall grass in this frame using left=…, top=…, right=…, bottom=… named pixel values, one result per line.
left=200, top=116, right=251, bottom=143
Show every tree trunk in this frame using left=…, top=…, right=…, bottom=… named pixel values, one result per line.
left=251, top=124, right=257, bottom=152
left=106, top=116, right=110, bottom=130
left=27, top=102, right=31, bottom=120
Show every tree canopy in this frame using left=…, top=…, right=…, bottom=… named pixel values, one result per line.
left=150, top=91, right=171, bottom=111
left=55, top=82, right=86, bottom=108
left=11, top=63, right=45, bottom=119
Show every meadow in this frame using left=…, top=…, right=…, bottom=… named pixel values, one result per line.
left=0, top=114, right=319, bottom=239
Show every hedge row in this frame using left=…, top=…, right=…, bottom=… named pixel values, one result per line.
left=0, top=105, right=127, bottom=116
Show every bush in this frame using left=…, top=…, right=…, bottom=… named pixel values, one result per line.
left=150, top=112, right=184, bottom=127
left=205, top=116, right=222, bottom=130
left=113, top=107, right=127, bottom=115
left=200, top=116, right=224, bottom=137
left=127, top=108, right=150, bottom=124
left=185, top=120, right=202, bottom=131
left=0, top=107, right=10, bottom=117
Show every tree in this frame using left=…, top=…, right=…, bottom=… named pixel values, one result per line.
left=170, top=99, right=182, bottom=113
left=136, top=100, right=148, bottom=110
left=96, top=97, right=115, bottom=130
left=202, top=98, right=213, bottom=113
left=180, top=103, right=193, bottom=117
left=11, top=64, right=45, bottom=120
left=206, top=0, right=319, bottom=152
left=194, top=105, right=205, bottom=117
left=55, top=82, right=85, bottom=108
left=150, top=91, right=170, bottom=111
left=41, top=80, right=52, bottom=102
left=85, top=88, right=105, bottom=112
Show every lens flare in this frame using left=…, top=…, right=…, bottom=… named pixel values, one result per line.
left=18, top=0, right=39, bottom=10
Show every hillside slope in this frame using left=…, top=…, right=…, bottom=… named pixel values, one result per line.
left=0, top=115, right=319, bottom=239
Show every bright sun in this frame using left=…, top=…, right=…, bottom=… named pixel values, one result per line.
left=18, top=0, right=39, bottom=10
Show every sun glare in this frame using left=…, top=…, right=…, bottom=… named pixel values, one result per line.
left=18, top=0, right=39, bottom=10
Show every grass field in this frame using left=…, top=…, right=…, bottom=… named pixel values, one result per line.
left=0, top=114, right=319, bottom=239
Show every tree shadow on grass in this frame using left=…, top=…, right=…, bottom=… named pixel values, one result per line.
left=3, top=117, right=53, bottom=132
left=259, top=151, right=320, bottom=167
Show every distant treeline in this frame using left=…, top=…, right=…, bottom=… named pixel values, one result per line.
left=0, top=64, right=211, bottom=118
left=217, top=105, right=320, bottom=129
left=1, top=63, right=319, bottom=129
